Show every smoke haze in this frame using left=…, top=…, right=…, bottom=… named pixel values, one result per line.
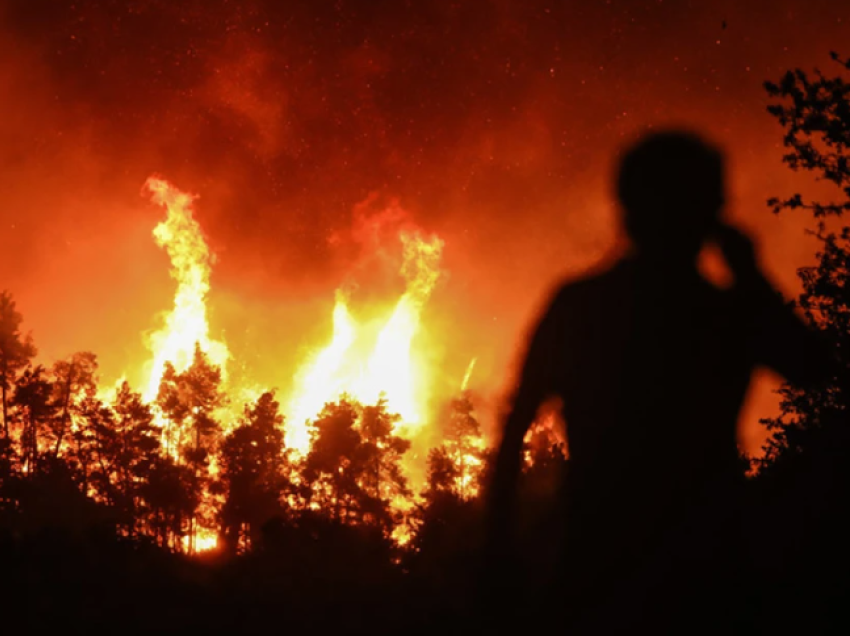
left=1, top=0, right=848, bottom=451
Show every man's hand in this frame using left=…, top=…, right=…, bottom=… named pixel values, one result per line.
left=712, top=222, right=759, bottom=281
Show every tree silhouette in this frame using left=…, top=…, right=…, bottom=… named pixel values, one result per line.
left=765, top=53, right=850, bottom=219
left=303, top=398, right=363, bottom=523
left=48, top=351, right=98, bottom=460
left=422, top=392, right=485, bottom=502
left=416, top=439, right=484, bottom=550
left=67, top=393, right=106, bottom=496
left=156, top=344, right=225, bottom=465
left=139, top=453, right=199, bottom=550
left=761, top=52, right=850, bottom=466
left=356, top=398, right=411, bottom=531
left=156, top=344, right=224, bottom=550
left=0, top=291, right=36, bottom=438
left=756, top=52, right=850, bottom=631
left=302, top=397, right=411, bottom=536
left=84, top=382, right=161, bottom=536
left=442, top=393, right=484, bottom=499
left=217, top=391, right=289, bottom=553
left=407, top=402, right=490, bottom=622
left=424, top=444, right=460, bottom=495
left=13, top=366, right=57, bottom=474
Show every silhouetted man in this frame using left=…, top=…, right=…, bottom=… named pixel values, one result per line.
left=485, top=131, right=833, bottom=632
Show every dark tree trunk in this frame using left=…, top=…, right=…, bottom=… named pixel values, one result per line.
left=27, top=411, right=38, bottom=473
left=1, top=358, right=8, bottom=438
left=53, top=368, right=74, bottom=457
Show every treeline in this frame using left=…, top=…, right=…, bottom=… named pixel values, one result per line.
left=0, top=289, right=569, bottom=631
left=0, top=292, right=566, bottom=558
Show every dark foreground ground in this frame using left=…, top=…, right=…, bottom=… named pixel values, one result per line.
left=2, top=480, right=849, bottom=636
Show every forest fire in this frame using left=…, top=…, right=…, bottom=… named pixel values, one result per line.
left=114, top=176, right=471, bottom=552
left=2, top=2, right=850, bottom=631
left=286, top=230, right=444, bottom=453
left=142, top=177, right=446, bottom=454
left=143, top=177, right=230, bottom=403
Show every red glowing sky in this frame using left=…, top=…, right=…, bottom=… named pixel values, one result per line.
left=1, top=0, right=848, bottom=452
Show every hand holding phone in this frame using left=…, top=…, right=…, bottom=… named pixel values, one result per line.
left=712, top=222, right=758, bottom=281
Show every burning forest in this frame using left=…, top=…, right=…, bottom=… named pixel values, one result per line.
left=3, top=174, right=537, bottom=555
left=3, top=0, right=850, bottom=633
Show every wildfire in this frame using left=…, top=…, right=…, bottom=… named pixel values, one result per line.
left=286, top=231, right=444, bottom=452
left=128, top=177, right=454, bottom=552
left=183, top=530, right=219, bottom=554
left=142, top=177, right=229, bottom=402
left=285, top=292, right=356, bottom=451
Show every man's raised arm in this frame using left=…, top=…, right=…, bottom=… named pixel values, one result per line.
left=715, top=222, right=836, bottom=389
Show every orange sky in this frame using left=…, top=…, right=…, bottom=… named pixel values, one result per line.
left=1, top=0, right=848, bottom=454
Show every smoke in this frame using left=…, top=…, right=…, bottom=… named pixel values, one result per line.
left=1, top=0, right=848, bottom=452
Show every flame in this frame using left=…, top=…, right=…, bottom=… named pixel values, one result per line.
left=96, top=374, right=127, bottom=402
left=134, top=177, right=233, bottom=554
left=286, top=231, right=443, bottom=452
left=353, top=232, right=443, bottom=433
left=122, top=179, right=458, bottom=551
left=286, top=291, right=357, bottom=452
left=461, top=357, right=477, bottom=392
left=182, top=529, right=219, bottom=554
left=456, top=448, right=485, bottom=498
left=142, top=177, right=229, bottom=401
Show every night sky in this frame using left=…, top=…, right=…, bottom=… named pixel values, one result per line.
left=1, top=0, right=848, bottom=450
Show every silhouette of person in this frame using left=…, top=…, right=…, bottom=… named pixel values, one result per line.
left=484, top=131, right=834, bottom=632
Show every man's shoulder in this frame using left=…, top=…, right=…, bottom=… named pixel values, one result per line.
left=550, top=259, right=634, bottom=303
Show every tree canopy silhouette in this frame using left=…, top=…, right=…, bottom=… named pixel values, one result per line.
left=761, top=53, right=850, bottom=464
left=748, top=52, right=850, bottom=632
left=0, top=291, right=36, bottom=439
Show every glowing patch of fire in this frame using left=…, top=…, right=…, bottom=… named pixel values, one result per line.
left=143, top=177, right=229, bottom=401
left=132, top=177, right=450, bottom=552
left=286, top=231, right=444, bottom=453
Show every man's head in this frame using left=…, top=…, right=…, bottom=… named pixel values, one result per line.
left=617, top=131, right=725, bottom=261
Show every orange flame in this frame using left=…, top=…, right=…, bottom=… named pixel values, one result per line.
left=286, top=231, right=444, bottom=453
left=182, top=529, right=219, bottom=554
left=286, top=290, right=357, bottom=451
left=123, top=179, right=456, bottom=551
left=142, top=177, right=229, bottom=401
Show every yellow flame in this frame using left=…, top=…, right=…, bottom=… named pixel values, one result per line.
left=287, top=231, right=443, bottom=451
left=182, top=528, right=219, bottom=554
left=286, top=291, right=356, bottom=452
left=461, top=357, right=477, bottom=392
left=96, top=374, right=127, bottom=402
left=139, top=177, right=232, bottom=555
left=353, top=232, right=443, bottom=433
left=126, top=181, right=454, bottom=550
left=455, top=449, right=485, bottom=498
left=142, top=177, right=229, bottom=402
